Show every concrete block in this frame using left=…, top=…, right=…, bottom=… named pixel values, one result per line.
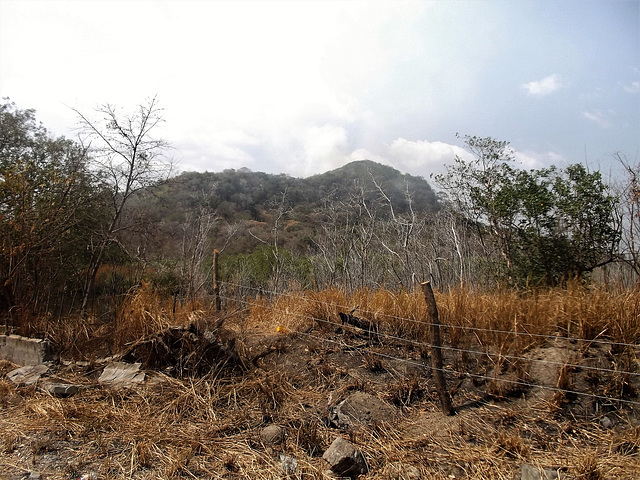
left=0, top=334, right=54, bottom=365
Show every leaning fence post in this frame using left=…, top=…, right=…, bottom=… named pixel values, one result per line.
left=420, top=280, right=455, bottom=415
left=213, top=249, right=221, bottom=312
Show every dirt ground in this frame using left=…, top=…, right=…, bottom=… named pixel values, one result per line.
left=1, top=313, right=639, bottom=479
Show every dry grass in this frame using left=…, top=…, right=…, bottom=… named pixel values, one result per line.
left=2, top=283, right=638, bottom=479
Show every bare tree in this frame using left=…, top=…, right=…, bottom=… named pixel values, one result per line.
left=74, top=96, right=173, bottom=316
left=614, top=152, right=640, bottom=283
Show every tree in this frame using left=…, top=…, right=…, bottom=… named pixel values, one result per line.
left=74, top=96, right=173, bottom=316
left=434, top=135, right=619, bottom=286
left=614, top=153, right=640, bottom=281
left=0, top=100, right=99, bottom=322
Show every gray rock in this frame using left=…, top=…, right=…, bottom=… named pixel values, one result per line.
left=98, top=362, right=145, bottom=390
left=323, top=437, right=368, bottom=478
left=383, top=462, right=422, bottom=479
left=521, top=464, right=561, bottom=480
left=260, top=425, right=285, bottom=445
left=279, top=455, right=298, bottom=474
left=7, top=364, right=49, bottom=385
left=329, top=391, right=395, bottom=427
left=599, top=416, right=613, bottom=429
left=43, top=383, right=81, bottom=397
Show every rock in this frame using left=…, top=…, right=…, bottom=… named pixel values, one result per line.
left=98, top=362, right=145, bottom=390
left=329, top=391, right=396, bottom=427
left=323, top=437, right=368, bottom=478
left=446, top=464, right=466, bottom=478
left=521, top=464, right=561, bottom=480
left=279, top=454, right=298, bottom=474
left=382, top=462, right=422, bottom=479
left=42, top=383, right=81, bottom=397
left=599, top=416, right=613, bottom=429
left=7, top=364, right=49, bottom=385
left=260, top=425, right=285, bottom=445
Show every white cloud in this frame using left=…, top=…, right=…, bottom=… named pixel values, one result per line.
left=386, top=138, right=474, bottom=177
left=624, top=81, right=640, bottom=93
left=514, top=150, right=566, bottom=170
left=521, top=74, right=566, bottom=96
left=583, top=110, right=612, bottom=128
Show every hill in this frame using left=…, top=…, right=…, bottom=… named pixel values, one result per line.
left=158, top=160, right=438, bottom=223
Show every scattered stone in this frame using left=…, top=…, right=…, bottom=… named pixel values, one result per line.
left=279, top=454, right=298, bottom=474
left=446, top=464, right=466, bottom=478
left=329, top=391, right=396, bottom=427
left=323, top=437, right=368, bottom=478
left=7, top=364, right=49, bottom=385
left=599, top=416, right=613, bottom=429
left=521, top=464, right=561, bottom=480
left=98, top=362, right=145, bottom=390
left=260, top=425, right=285, bottom=445
left=79, top=473, right=98, bottom=480
left=382, top=462, right=422, bottom=479
left=42, top=382, right=81, bottom=397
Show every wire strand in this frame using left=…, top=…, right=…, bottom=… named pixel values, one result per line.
left=218, top=292, right=640, bottom=408
left=220, top=281, right=640, bottom=350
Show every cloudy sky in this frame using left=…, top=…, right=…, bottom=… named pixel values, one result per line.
left=1, top=0, right=638, bottom=179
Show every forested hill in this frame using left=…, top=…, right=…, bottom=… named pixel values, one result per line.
left=157, top=160, right=439, bottom=222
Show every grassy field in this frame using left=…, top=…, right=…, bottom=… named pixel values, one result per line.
left=1, top=283, right=639, bottom=479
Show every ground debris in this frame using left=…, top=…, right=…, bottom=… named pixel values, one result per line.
left=120, top=320, right=240, bottom=377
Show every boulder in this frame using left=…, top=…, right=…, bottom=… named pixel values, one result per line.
left=323, top=437, right=368, bottom=478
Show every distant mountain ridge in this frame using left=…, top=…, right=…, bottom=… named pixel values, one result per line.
left=160, top=160, right=438, bottom=222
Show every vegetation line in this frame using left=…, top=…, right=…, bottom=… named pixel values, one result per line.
left=220, top=281, right=640, bottom=349
left=220, top=292, right=640, bottom=407
left=221, top=293, right=639, bottom=378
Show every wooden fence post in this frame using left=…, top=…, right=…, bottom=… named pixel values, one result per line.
left=213, top=249, right=221, bottom=312
left=420, top=280, right=455, bottom=416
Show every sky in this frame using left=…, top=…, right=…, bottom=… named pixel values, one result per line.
left=0, top=0, right=638, bottom=180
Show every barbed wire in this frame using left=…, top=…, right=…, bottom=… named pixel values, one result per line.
left=219, top=293, right=640, bottom=408
left=219, top=293, right=640, bottom=380
left=291, top=327, right=640, bottom=408
left=220, top=280, right=640, bottom=350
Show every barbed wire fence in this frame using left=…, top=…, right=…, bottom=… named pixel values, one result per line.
left=214, top=279, right=640, bottom=413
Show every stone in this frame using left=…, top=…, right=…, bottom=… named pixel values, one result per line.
left=382, top=462, right=422, bottom=479
left=323, top=437, right=368, bottom=478
left=7, top=364, right=49, bottom=385
left=599, top=416, right=613, bottom=429
left=0, top=334, right=54, bottom=365
left=43, top=383, right=81, bottom=397
left=98, top=362, right=145, bottom=389
left=329, top=391, right=396, bottom=427
left=521, top=464, right=561, bottom=480
left=260, top=425, right=285, bottom=445
left=279, top=454, right=298, bottom=474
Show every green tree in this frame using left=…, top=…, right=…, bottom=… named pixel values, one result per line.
left=434, top=135, right=619, bottom=286
left=0, top=100, right=101, bottom=321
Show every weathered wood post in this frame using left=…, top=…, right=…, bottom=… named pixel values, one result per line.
left=213, top=249, right=221, bottom=312
left=420, top=280, right=455, bottom=415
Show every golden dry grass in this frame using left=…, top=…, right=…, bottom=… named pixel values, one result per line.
left=2, top=283, right=638, bottom=479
